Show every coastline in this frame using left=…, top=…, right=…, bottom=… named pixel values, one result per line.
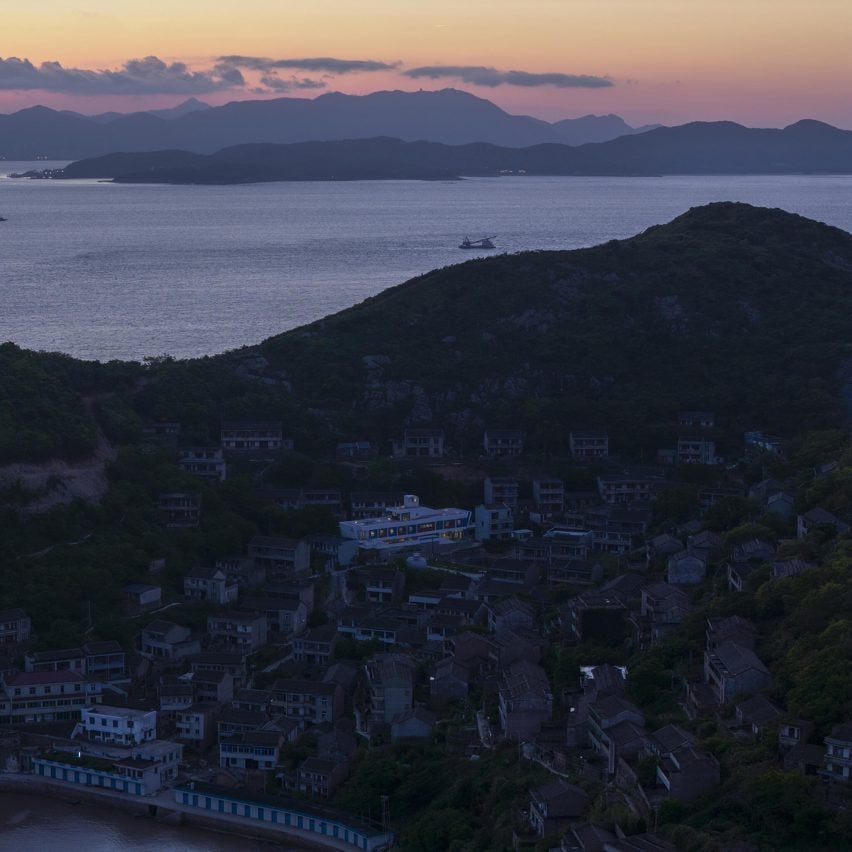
left=0, top=773, right=360, bottom=851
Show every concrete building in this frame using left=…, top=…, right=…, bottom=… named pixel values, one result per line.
left=357, top=654, right=415, bottom=734
left=221, top=421, right=290, bottom=452
left=178, top=447, right=227, bottom=481
left=78, top=705, right=157, bottom=746
left=339, top=494, right=471, bottom=553
left=474, top=503, right=514, bottom=541
left=184, top=566, right=239, bottom=605
left=207, top=612, right=268, bottom=653
left=703, top=641, right=772, bottom=704
left=483, top=429, right=525, bottom=457
left=498, top=660, right=552, bottom=740
left=569, top=431, right=609, bottom=459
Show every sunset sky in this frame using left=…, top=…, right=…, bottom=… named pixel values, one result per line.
left=2, top=0, right=850, bottom=127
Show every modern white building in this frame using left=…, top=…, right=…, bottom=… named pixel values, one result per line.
left=78, top=705, right=157, bottom=746
left=338, top=495, right=472, bottom=552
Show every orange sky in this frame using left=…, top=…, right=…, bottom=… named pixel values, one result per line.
left=2, top=0, right=851, bottom=126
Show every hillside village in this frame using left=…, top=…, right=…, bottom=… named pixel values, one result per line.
left=2, top=401, right=852, bottom=852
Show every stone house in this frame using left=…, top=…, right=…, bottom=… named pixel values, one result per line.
left=292, top=625, right=339, bottom=665
left=655, top=743, right=720, bottom=801
left=248, top=535, right=311, bottom=576
left=175, top=703, right=218, bottom=748
left=189, top=651, right=248, bottom=691
left=703, top=641, right=772, bottom=704
left=484, top=476, right=519, bottom=507
left=391, top=706, right=436, bottom=740
left=360, top=567, right=405, bottom=604
left=192, top=669, right=235, bottom=703
left=483, top=429, right=525, bottom=457
left=587, top=694, right=646, bottom=775
left=0, top=609, right=31, bottom=646
left=706, top=615, right=756, bottom=650
left=475, top=503, right=514, bottom=541
left=158, top=492, right=201, bottom=528
left=486, top=596, right=535, bottom=635
left=220, top=420, right=289, bottom=452
left=637, top=582, right=690, bottom=645
left=357, top=654, right=415, bottom=734
left=82, top=641, right=126, bottom=682
left=206, top=612, right=268, bottom=652
left=216, top=555, right=266, bottom=588
left=141, top=621, right=201, bottom=661
left=393, top=428, right=445, bottom=459
left=240, top=596, right=308, bottom=637
left=667, top=550, right=706, bottom=585
left=270, top=679, right=345, bottom=729
left=797, top=507, right=850, bottom=539
left=178, top=446, right=227, bottom=482
left=529, top=778, right=590, bottom=837
left=498, top=660, right=552, bottom=740
left=1, top=669, right=103, bottom=724
left=735, top=694, right=781, bottom=736
left=429, top=658, right=470, bottom=709
left=77, top=705, right=157, bottom=746
left=778, top=717, right=814, bottom=754
left=348, top=491, right=405, bottom=520
left=297, top=755, right=350, bottom=797
left=123, top=584, right=162, bottom=612
left=219, top=730, right=282, bottom=770
left=596, top=474, right=657, bottom=506
left=824, top=723, right=852, bottom=782
left=532, top=478, right=564, bottom=518
left=569, top=431, right=609, bottom=459
left=184, top=566, right=239, bottom=605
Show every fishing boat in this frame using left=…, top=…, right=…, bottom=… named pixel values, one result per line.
left=459, top=235, right=496, bottom=249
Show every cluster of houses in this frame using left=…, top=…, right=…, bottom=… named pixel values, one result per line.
left=2, top=408, right=851, bottom=849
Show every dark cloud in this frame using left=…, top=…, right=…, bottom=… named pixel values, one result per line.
left=404, top=65, right=613, bottom=89
left=258, top=73, right=326, bottom=92
left=219, top=56, right=399, bottom=74
left=0, top=55, right=244, bottom=94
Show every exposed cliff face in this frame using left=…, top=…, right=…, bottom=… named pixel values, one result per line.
left=0, top=396, right=115, bottom=512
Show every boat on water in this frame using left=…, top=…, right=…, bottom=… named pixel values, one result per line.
left=459, top=235, right=496, bottom=249
left=0, top=216, right=7, bottom=222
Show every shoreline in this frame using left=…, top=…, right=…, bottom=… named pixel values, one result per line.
left=0, top=773, right=365, bottom=851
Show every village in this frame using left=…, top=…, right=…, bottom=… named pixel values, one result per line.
left=1, top=412, right=851, bottom=852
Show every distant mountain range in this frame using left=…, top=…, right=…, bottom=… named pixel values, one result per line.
left=54, top=120, right=852, bottom=183
left=0, top=89, right=658, bottom=159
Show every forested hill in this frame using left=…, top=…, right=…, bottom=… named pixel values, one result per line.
left=50, top=120, right=852, bottom=183
left=246, top=201, right=852, bottom=457
left=4, top=202, right=852, bottom=464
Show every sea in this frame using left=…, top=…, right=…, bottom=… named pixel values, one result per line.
left=0, top=170, right=850, bottom=845
left=0, top=792, right=295, bottom=851
left=2, top=163, right=852, bottom=362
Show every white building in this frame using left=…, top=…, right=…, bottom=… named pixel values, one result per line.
left=78, top=705, right=157, bottom=746
left=474, top=504, right=514, bottom=541
left=338, top=494, right=471, bottom=552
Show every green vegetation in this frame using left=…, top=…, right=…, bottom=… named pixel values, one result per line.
left=3, top=203, right=852, bottom=849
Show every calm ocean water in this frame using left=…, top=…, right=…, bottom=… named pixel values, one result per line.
left=0, top=792, right=298, bottom=851
left=1, top=163, right=851, bottom=361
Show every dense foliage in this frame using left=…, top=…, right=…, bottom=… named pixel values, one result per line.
left=3, top=204, right=852, bottom=849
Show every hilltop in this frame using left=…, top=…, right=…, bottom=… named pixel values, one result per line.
left=0, top=89, right=654, bottom=159
left=4, top=203, right=852, bottom=852
left=5, top=202, right=852, bottom=465
left=52, top=120, right=852, bottom=183
left=246, top=202, right=852, bottom=454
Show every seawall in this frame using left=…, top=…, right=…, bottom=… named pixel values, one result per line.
left=0, top=773, right=368, bottom=851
